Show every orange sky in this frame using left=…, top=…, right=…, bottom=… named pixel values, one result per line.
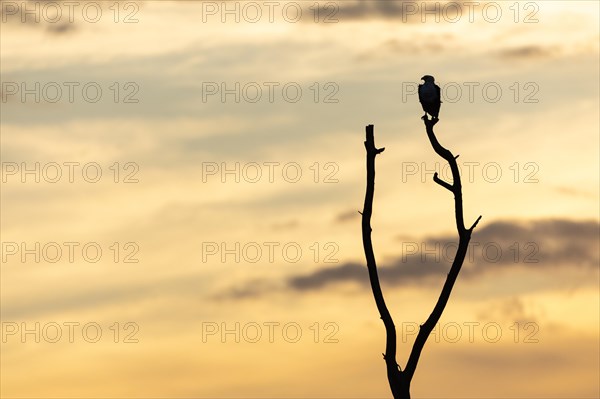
left=1, top=1, right=599, bottom=397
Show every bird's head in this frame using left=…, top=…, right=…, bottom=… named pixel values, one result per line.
left=421, top=75, right=435, bottom=83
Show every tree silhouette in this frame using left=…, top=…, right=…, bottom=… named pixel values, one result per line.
left=361, top=116, right=482, bottom=398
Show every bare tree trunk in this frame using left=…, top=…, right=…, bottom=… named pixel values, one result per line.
left=361, top=125, right=410, bottom=398
left=361, top=119, right=481, bottom=398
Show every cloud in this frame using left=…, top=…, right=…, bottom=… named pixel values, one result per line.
left=225, top=219, right=599, bottom=296
left=288, top=254, right=449, bottom=291
left=475, top=296, right=540, bottom=325
left=354, top=37, right=450, bottom=61
left=289, top=262, right=368, bottom=290
left=464, top=219, right=599, bottom=269
left=0, top=0, right=77, bottom=34
left=212, top=279, right=279, bottom=301
left=496, top=45, right=558, bottom=60
left=335, top=209, right=360, bottom=223
left=308, top=0, right=441, bottom=22
left=46, top=22, right=75, bottom=34
left=271, top=219, right=299, bottom=231
left=555, top=186, right=597, bottom=199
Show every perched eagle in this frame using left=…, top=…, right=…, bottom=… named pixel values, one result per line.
left=418, top=75, right=442, bottom=119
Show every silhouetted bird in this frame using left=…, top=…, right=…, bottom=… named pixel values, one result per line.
left=418, top=75, right=441, bottom=119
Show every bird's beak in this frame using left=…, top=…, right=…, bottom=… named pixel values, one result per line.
left=420, top=76, right=426, bottom=80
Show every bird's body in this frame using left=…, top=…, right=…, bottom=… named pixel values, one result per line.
left=418, top=75, right=442, bottom=119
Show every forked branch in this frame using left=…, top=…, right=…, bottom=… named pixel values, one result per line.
left=361, top=120, right=481, bottom=398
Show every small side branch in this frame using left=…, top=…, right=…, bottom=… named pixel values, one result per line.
left=433, top=172, right=453, bottom=192
left=469, top=215, right=483, bottom=231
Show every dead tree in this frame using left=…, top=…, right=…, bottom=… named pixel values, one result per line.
left=361, top=118, right=481, bottom=398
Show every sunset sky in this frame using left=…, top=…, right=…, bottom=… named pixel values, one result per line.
left=1, top=1, right=599, bottom=397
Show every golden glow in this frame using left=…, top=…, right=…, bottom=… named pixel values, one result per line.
left=1, top=1, right=598, bottom=397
